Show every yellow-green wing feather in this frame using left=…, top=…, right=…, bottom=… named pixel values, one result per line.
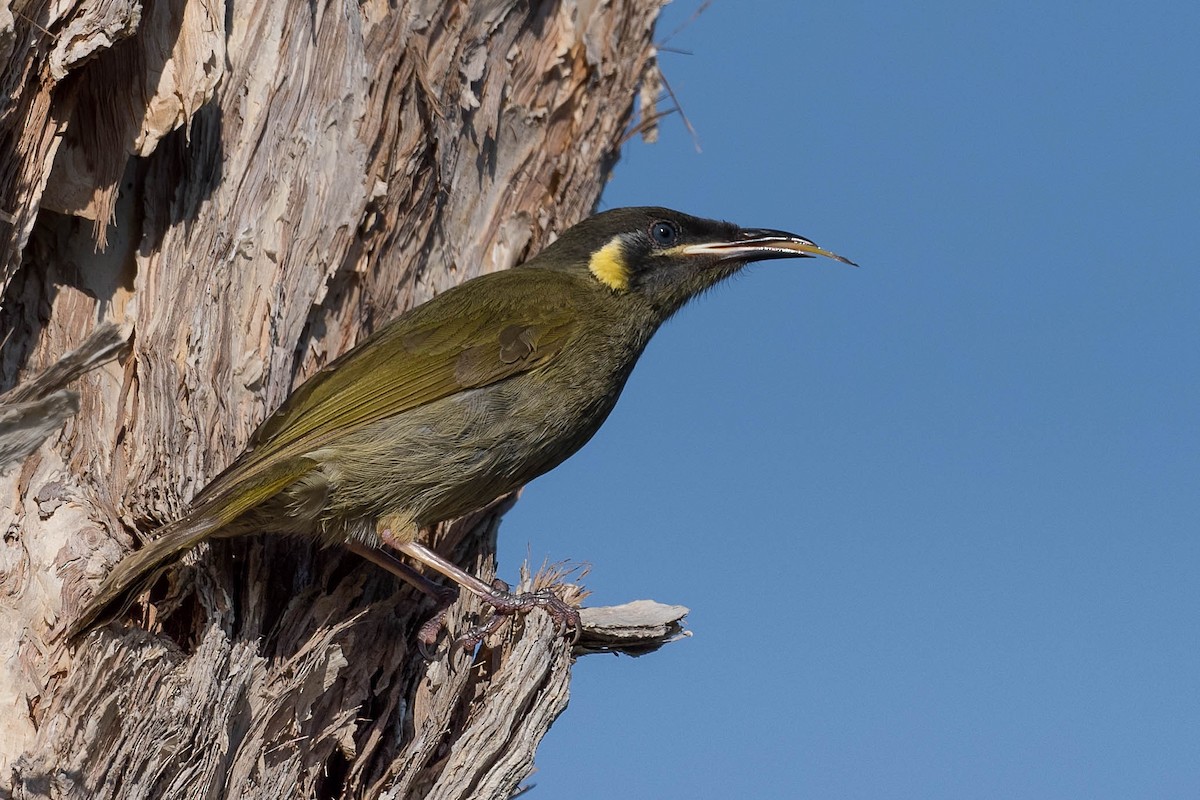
left=195, top=267, right=583, bottom=512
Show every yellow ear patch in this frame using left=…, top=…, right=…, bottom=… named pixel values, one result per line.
left=588, top=236, right=631, bottom=292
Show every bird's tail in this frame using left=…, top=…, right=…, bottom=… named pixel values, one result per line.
left=67, top=512, right=225, bottom=640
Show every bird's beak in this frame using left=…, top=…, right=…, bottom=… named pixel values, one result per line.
left=680, top=228, right=858, bottom=267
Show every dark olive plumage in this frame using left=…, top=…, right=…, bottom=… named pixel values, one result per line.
left=70, top=207, right=853, bottom=638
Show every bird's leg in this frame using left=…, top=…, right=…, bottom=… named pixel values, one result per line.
left=379, top=531, right=580, bottom=648
left=344, top=540, right=459, bottom=657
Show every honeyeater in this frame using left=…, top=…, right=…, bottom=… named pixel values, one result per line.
left=69, top=207, right=854, bottom=645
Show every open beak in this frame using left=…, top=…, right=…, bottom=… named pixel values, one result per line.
left=681, top=227, right=857, bottom=267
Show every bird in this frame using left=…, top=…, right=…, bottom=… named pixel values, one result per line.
left=68, top=206, right=855, bottom=646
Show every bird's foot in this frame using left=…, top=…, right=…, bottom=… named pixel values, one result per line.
left=454, top=578, right=581, bottom=651
left=387, top=539, right=579, bottom=655
left=416, top=584, right=462, bottom=661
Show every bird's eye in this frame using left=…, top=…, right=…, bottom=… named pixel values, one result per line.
left=649, top=220, right=678, bottom=247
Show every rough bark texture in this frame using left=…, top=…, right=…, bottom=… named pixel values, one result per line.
left=0, top=0, right=679, bottom=797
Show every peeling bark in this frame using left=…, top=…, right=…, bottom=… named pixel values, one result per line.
left=0, top=1, right=680, bottom=797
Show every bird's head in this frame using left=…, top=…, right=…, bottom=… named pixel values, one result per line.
left=531, top=207, right=856, bottom=318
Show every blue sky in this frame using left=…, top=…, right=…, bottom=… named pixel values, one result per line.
left=498, top=2, right=1200, bottom=797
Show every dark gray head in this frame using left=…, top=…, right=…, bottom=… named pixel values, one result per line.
left=530, top=206, right=855, bottom=318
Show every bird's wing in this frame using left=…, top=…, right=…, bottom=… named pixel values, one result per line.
left=252, top=269, right=579, bottom=454
left=193, top=268, right=582, bottom=517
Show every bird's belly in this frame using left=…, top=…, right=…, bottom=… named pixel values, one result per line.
left=313, top=371, right=622, bottom=532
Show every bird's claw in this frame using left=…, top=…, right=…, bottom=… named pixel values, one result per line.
left=455, top=584, right=581, bottom=652
left=415, top=585, right=460, bottom=661
left=415, top=580, right=578, bottom=658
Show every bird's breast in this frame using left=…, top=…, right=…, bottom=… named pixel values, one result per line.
left=318, top=325, right=648, bottom=530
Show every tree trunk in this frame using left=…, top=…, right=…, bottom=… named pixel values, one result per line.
left=0, top=1, right=686, bottom=797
